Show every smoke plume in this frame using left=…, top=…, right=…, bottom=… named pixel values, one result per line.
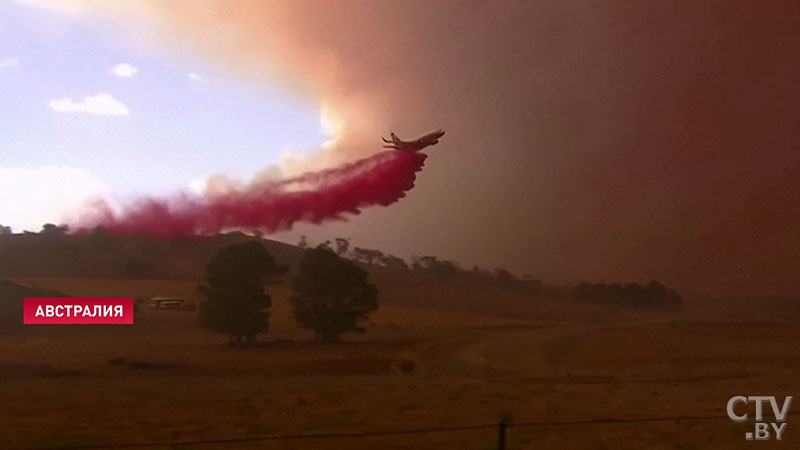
left=40, top=0, right=800, bottom=294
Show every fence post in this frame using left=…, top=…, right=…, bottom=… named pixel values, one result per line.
left=498, top=422, right=507, bottom=450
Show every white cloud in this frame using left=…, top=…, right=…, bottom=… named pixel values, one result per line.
left=48, top=93, right=129, bottom=116
left=188, top=72, right=202, bottom=82
left=188, top=178, right=207, bottom=195
left=110, top=62, right=138, bottom=78
left=0, top=165, right=108, bottom=232
left=0, top=57, right=19, bottom=69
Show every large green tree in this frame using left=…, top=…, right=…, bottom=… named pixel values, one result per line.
left=198, top=241, right=286, bottom=346
left=40, top=223, right=68, bottom=236
left=290, top=247, right=378, bottom=342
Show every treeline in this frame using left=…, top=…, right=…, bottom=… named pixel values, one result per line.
left=300, top=236, right=411, bottom=271
left=308, top=236, right=683, bottom=309
left=299, top=236, right=544, bottom=295
left=307, top=237, right=682, bottom=310
left=0, top=224, right=298, bottom=280
left=0, top=224, right=160, bottom=278
left=572, top=281, right=683, bottom=309
left=0, top=222, right=68, bottom=236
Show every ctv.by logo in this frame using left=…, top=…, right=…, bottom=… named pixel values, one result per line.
left=727, top=395, right=793, bottom=440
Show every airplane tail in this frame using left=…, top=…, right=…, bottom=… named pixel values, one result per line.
left=382, top=132, right=402, bottom=144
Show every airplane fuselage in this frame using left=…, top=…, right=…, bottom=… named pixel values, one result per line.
left=382, top=129, right=445, bottom=152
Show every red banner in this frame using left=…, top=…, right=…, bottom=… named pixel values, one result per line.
left=24, top=298, right=134, bottom=324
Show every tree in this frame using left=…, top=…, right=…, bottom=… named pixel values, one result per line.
left=472, top=265, right=493, bottom=278
left=572, top=280, right=682, bottom=309
left=198, top=241, right=286, bottom=346
left=298, top=235, right=308, bottom=249
left=40, top=223, right=68, bottom=236
left=412, top=256, right=459, bottom=278
left=520, top=275, right=543, bottom=295
left=493, top=268, right=518, bottom=284
left=334, top=237, right=350, bottom=256
left=352, top=247, right=384, bottom=264
left=379, top=254, right=409, bottom=271
left=290, top=247, right=378, bottom=342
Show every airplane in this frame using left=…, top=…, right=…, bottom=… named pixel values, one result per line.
left=381, top=129, right=445, bottom=151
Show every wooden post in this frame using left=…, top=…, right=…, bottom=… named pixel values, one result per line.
left=498, top=422, right=507, bottom=450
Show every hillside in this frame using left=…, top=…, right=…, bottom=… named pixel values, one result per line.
left=0, top=231, right=301, bottom=280
left=0, top=232, right=667, bottom=321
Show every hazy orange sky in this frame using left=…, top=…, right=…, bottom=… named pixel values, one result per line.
left=11, top=1, right=800, bottom=295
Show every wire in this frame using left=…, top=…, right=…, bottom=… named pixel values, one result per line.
left=16, top=410, right=800, bottom=450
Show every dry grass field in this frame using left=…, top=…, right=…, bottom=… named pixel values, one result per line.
left=1, top=273, right=798, bottom=450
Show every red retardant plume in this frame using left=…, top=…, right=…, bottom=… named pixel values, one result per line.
left=76, top=151, right=427, bottom=237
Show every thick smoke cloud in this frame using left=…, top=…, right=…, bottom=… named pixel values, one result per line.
left=67, top=0, right=800, bottom=295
